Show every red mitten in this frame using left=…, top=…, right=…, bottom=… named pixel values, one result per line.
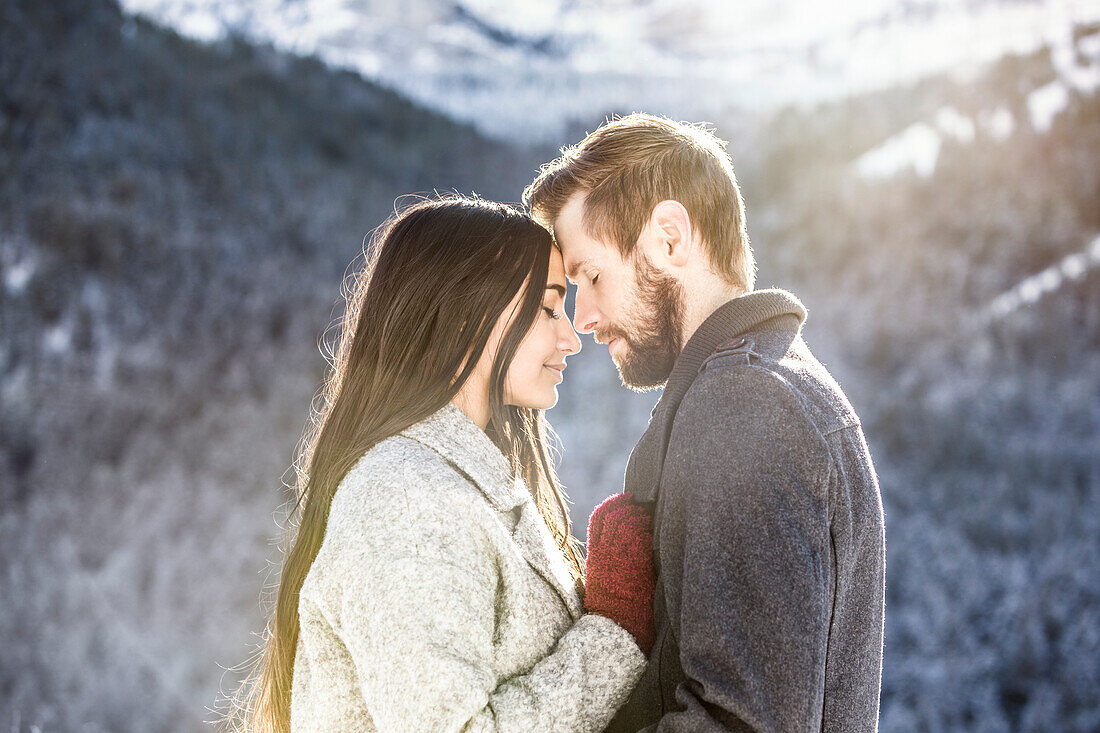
left=584, top=491, right=657, bottom=655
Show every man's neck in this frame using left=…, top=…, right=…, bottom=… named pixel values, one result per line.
left=679, top=285, right=745, bottom=350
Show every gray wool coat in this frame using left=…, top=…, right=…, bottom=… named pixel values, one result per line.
left=291, top=402, right=646, bottom=732
left=608, top=289, right=885, bottom=732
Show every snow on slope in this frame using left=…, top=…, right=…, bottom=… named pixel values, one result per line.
left=985, top=234, right=1100, bottom=322
left=119, top=0, right=1100, bottom=142
left=855, top=20, right=1100, bottom=181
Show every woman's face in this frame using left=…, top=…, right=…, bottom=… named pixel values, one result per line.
left=503, top=247, right=581, bottom=410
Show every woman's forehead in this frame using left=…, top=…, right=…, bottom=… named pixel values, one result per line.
left=546, top=248, right=568, bottom=291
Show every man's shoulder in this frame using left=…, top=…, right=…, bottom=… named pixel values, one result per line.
left=675, top=357, right=816, bottom=442
left=663, top=347, right=835, bottom=503
left=687, top=331, right=860, bottom=435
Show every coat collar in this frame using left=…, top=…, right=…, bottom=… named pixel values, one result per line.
left=400, top=401, right=526, bottom=512
left=400, top=402, right=584, bottom=620
left=661, top=288, right=806, bottom=416
left=626, top=288, right=807, bottom=507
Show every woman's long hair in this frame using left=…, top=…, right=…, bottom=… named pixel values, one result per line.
left=225, top=195, right=585, bottom=733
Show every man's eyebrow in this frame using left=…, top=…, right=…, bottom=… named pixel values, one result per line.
left=545, top=284, right=567, bottom=297
left=566, top=257, right=593, bottom=280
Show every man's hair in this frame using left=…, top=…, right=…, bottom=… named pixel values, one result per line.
left=523, top=113, right=755, bottom=291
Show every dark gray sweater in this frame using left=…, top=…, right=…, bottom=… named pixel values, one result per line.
left=607, top=289, right=885, bottom=733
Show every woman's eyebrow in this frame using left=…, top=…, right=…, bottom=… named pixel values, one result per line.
left=545, top=284, right=567, bottom=297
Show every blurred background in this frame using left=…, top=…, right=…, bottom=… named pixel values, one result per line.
left=2, top=0, right=1098, bottom=730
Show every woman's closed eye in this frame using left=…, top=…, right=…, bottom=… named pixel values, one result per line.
left=543, top=306, right=563, bottom=320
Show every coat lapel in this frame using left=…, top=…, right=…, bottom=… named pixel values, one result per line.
left=400, top=402, right=523, bottom=511
left=400, top=402, right=583, bottom=620
left=509, top=497, right=584, bottom=620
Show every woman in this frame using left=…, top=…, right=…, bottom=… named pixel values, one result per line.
left=229, top=195, right=655, bottom=732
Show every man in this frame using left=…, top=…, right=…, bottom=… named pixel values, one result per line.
left=524, top=114, right=885, bottom=732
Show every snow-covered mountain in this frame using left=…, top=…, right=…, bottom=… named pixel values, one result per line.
left=119, top=0, right=1100, bottom=142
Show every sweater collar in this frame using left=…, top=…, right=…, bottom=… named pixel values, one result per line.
left=399, top=401, right=526, bottom=513
left=659, top=288, right=807, bottom=414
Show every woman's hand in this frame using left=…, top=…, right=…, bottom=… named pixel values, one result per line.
left=584, top=491, right=657, bottom=655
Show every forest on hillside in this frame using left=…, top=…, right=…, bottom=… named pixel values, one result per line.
left=1, top=1, right=1097, bottom=730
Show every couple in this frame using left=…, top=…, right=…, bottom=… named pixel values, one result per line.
left=236, top=114, right=885, bottom=732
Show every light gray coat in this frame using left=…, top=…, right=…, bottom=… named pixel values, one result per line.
left=291, top=402, right=646, bottom=732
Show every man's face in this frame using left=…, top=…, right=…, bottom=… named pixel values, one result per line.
left=553, top=192, right=684, bottom=391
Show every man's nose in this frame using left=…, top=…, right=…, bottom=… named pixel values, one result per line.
left=572, top=288, right=598, bottom=335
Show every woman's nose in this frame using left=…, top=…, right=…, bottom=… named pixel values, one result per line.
left=559, top=319, right=582, bottom=356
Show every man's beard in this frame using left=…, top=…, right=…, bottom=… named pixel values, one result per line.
left=610, top=255, right=684, bottom=391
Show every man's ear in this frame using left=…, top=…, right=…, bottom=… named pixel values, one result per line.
left=648, top=200, right=693, bottom=269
